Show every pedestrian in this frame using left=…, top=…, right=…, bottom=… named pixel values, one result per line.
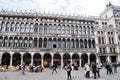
left=84, top=63, right=90, bottom=78
left=52, top=64, right=58, bottom=74
left=109, top=63, right=113, bottom=74
left=96, top=63, right=101, bottom=78
left=113, top=62, right=118, bottom=73
left=21, top=62, right=25, bottom=75
left=105, top=63, right=111, bottom=75
left=66, top=64, right=72, bottom=80
left=91, top=62, right=97, bottom=79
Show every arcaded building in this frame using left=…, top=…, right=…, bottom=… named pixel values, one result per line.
left=0, top=3, right=120, bottom=68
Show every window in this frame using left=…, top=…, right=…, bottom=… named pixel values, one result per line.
left=20, top=23, right=24, bottom=32
left=30, top=24, right=34, bottom=32
left=25, top=23, right=29, bottom=32
left=11, top=23, right=14, bottom=31
left=16, top=23, right=20, bottom=32
left=6, top=23, right=10, bottom=32
left=1, top=22, right=5, bottom=31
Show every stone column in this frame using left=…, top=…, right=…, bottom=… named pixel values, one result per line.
left=10, top=53, right=13, bottom=66
left=41, top=56, right=43, bottom=66
left=107, top=56, right=110, bottom=63
left=20, top=52, right=24, bottom=64
left=31, top=54, right=33, bottom=65
left=61, top=53, right=63, bottom=69
left=0, top=52, right=2, bottom=65
left=88, top=53, right=90, bottom=64
left=79, top=58, right=81, bottom=67
left=51, top=53, right=53, bottom=66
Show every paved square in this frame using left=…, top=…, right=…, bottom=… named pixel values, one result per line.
left=0, top=67, right=120, bottom=80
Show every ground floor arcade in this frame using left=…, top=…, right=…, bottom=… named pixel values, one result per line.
left=0, top=51, right=99, bottom=68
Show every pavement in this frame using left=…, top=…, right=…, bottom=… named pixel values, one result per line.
left=0, top=67, right=120, bottom=80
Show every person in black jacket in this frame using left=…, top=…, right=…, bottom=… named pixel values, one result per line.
left=91, top=62, right=97, bottom=79
left=66, top=64, right=72, bottom=80
left=52, top=64, right=58, bottom=74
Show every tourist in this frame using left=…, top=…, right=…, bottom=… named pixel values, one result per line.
left=84, top=63, right=90, bottom=78
left=66, top=64, right=72, bottom=80
left=52, top=63, right=58, bottom=74
left=91, top=62, right=97, bottom=79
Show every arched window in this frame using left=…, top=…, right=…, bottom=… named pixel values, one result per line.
left=71, top=39, right=75, bottom=48
left=20, top=23, right=24, bottom=32
left=84, top=39, right=87, bottom=48
left=71, top=25, right=74, bottom=34
left=76, top=39, right=79, bottom=48
left=24, top=38, right=28, bottom=47
left=11, top=22, right=14, bottom=31
left=16, top=23, right=20, bottom=32
left=61, top=38, right=66, bottom=48
left=39, top=38, right=42, bottom=48
left=39, top=24, right=43, bottom=33
left=58, top=38, right=61, bottom=48
left=88, top=39, right=91, bottom=48
left=75, top=26, right=78, bottom=34
left=3, top=37, right=8, bottom=47
left=67, top=39, right=70, bottom=48
left=67, top=25, right=70, bottom=34
left=30, top=23, right=34, bottom=32
left=34, top=38, right=37, bottom=47
left=92, top=40, right=95, bottom=48
left=25, top=23, right=30, bottom=32
left=1, top=22, right=5, bottom=31
left=58, top=25, right=61, bottom=34
left=43, top=38, right=47, bottom=48
left=19, top=37, right=23, bottom=47
left=8, top=37, right=13, bottom=47
left=34, top=23, right=38, bottom=32
left=87, top=26, right=90, bottom=35
left=14, top=37, right=18, bottom=47
left=29, top=38, right=33, bottom=47
left=80, top=39, right=83, bottom=48
left=91, top=27, right=94, bottom=35
left=6, top=22, right=10, bottom=32
left=48, top=38, right=52, bottom=48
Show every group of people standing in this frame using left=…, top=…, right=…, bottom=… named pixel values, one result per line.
left=84, top=62, right=101, bottom=79
left=84, top=62, right=118, bottom=79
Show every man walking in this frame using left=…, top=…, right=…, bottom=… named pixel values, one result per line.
left=52, top=64, right=58, bottom=74
left=91, top=62, right=97, bottom=79
left=66, top=64, right=72, bottom=80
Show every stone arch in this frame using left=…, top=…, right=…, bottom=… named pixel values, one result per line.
left=23, top=53, right=31, bottom=65
left=53, top=53, right=61, bottom=67
left=72, top=53, right=80, bottom=67
left=81, top=53, right=88, bottom=67
left=2, top=53, right=11, bottom=65
left=90, top=53, right=96, bottom=64
left=33, top=53, right=41, bottom=66
left=63, top=53, right=71, bottom=66
left=12, top=53, right=21, bottom=65
left=43, top=53, right=51, bottom=67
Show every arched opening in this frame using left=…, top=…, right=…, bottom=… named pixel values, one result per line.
left=63, top=53, right=71, bottom=66
left=12, top=53, right=21, bottom=66
left=72, top=53, right=79, bottom=67
left=90, top=53, right=96, bottom=64
left=33, top=53, right=41, bottom=66
left=23, top=53, right=31, bottom=65
left=2, top=53, right=11, bottom=65
left=53, top=53, right=61, bottom=67
left=43, top=53, right=51, bottom=67
left=81, top=53, right=88, bottom=67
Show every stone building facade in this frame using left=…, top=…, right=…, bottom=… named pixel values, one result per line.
left=0, top=3, right=120, bottom=68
